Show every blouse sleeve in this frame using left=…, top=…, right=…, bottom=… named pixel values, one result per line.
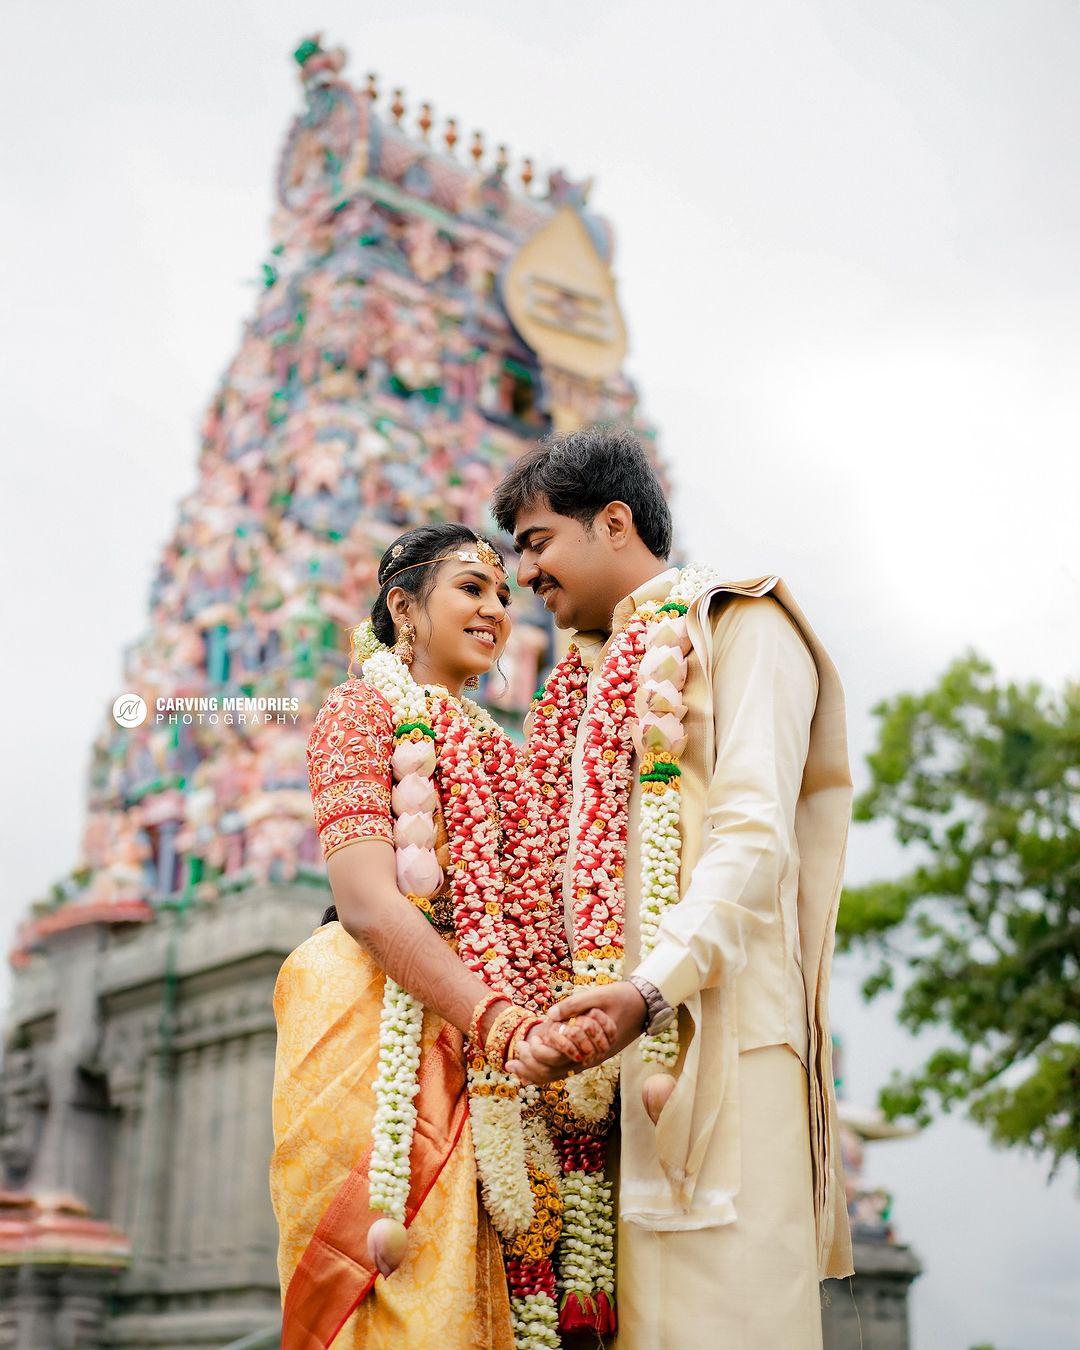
left=306, top=681, right=395, bottom=861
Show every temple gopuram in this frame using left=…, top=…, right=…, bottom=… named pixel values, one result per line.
left=0, top=34, right=920, bottom=1350
left=0, top=34, right=657, bottom=1349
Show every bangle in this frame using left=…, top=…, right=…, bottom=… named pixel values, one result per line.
left=484, top=1005, right=533, bottom=1072
left=506, top=1015, right=542, bottom=1066
left=468, top=992, right=506, bottom=1051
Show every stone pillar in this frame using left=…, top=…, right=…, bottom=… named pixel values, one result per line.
left=215, top=1034, right=244, bottom=1262
left=166, top=1044, right=199, bottom=1270
left=107, top=1076, right=142, bottom=1233
left=126, top=1047, right=175, bottom=1285
left=194, top=1040, right=226, bottom=1264
left=28, top=926, right=107, bottom=1201
left=239, top=1029, right=280, bottom=1281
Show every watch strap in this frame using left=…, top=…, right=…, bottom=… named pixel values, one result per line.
left=627, top=974, right=675, bottom=1034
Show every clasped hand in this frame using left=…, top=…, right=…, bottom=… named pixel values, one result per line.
left=506, top=982, right=649, bottom=1086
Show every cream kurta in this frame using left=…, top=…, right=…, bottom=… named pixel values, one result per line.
left=555, top=569, right=853, bottom=1347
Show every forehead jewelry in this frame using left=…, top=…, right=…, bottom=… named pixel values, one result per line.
left=380, top=541, right=506, bottom=590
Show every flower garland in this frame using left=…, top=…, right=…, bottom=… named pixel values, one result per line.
left=528, top=630, right=647, bottom=1332
left=362, top=648, right=441, bottom=1227
left=525, top=565, right=721, bottom=1330
left=554, top=1134, right=616, bottom=1334
left=529, top=564, right=722, bottom=1044
left=368, top=976, right=424, bottom=1219
left=634, top=564, right=722, bottom=1061
left=357, top=630, right=562, bottom=1349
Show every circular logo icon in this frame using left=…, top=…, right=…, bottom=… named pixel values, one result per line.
left=113, top=693, right=147, bottom=728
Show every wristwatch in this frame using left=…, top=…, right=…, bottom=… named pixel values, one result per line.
left=627, top=975, right=676, bottom=1034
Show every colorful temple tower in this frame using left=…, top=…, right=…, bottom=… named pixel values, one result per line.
left=0, top=35, right=662, bottom=1349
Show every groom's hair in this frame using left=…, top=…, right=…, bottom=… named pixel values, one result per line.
left=491, top=424, right=672, bottom=559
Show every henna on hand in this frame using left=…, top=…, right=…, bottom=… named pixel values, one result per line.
left=328, top=842, right=498, bottom=1036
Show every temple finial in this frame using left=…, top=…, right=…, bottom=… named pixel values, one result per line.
left=521, top=157, right=535, bottom=192
left=418, top=102, right=433, bottom=142
left=469, top=131, right=484, bottom=167
left=365, top=72, right=378, bottom=102
left=391, top=89, right=405, bottom=125
left=444, top=117, right=459, bottom=155
left=292, top=34, right=346, bottom=84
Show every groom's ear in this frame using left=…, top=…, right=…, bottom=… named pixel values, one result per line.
left=598, top=501, right=635, bottom=551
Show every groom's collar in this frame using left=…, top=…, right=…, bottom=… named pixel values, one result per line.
left=572, top=566, right=680, bottom=672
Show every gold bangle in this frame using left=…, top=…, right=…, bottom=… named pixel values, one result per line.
left=484, top=1005, right=532, bottom=1072
left=468, top=992, right=506, bottom=1051
left=507, top=1016, right=542, bottom=1066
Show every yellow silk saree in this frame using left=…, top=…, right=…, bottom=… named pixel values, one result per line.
left=271, top=920, right=513, bottom=1349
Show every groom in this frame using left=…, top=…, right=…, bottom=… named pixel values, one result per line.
left=493, top=425, right=854, bottom=1348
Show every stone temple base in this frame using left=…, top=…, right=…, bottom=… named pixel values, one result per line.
left=823, top=1238, right=922, bottom=1350
left=0, top=1262, right=123, bottom=1350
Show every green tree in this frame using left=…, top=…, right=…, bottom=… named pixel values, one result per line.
left=838, top=653, right=1080, bottom=1172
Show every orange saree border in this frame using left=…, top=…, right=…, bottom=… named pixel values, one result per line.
left=281, top=1021, right=469, bottom=1350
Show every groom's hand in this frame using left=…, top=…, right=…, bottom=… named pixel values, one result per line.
left=548, top=983, right=649, bottom=1061
left=507, top=984, right=648, bottom=1085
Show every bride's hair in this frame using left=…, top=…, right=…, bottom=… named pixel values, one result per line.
left=370, top=522, right=483, bottom=645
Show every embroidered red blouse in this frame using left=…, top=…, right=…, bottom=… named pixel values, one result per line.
left=306, top=681, right=395, bottom=861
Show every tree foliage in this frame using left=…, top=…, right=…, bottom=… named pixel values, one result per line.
left=838, top=653, right=1080, bottom=1171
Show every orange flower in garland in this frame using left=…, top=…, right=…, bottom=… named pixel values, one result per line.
left=504, top=1164, right=565, bottom=1262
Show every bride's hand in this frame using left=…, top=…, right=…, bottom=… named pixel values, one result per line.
left=506, top=1009, right=618, bottom=1085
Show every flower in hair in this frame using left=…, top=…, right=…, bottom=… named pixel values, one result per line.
left=351, top=619, right=388, bottom=666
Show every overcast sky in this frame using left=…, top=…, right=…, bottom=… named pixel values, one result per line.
left=3, top=3, right=1078, bottom=1346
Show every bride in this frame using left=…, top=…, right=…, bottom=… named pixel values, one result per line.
left=270, top=524, right=614, bottom=1350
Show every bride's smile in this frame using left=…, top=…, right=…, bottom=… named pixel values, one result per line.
left=387, top=554, right=512, bottom=696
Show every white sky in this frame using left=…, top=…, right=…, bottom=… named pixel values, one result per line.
left=2, top=3, right=1078, bottom=1345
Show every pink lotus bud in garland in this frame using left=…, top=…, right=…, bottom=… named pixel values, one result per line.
left=639, top=711, right=688, bottom=757
left=395, top=843, right=442, bottom=897
left=638, top=643, right=688, bottom=688
left=393, top=811, right=437, bottom=849
left=391, top=736, right=437, bottom=779
left=392, top=771, right=437, bottom=816
left=639, top=677, right=686, bottom=717
left=652, top=613, right=692, bottom=654
left=368, top=1217, right=408, bottom=1277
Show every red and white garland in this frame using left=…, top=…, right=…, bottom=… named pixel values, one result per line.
left=526, top=566, right=721, bottom=1323
left=358, top=634, right=561, bottom=1349
left=529, top=564, right=720, bottom=1039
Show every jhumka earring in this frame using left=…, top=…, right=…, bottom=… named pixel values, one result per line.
left=464, top=673, right=480, bottom=690
left=393, top=620, right=415, bottom=666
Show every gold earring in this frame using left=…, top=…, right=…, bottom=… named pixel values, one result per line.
left=393, top=620, right=415, bottom=666
left=464, top=673, right=480, bottom=690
